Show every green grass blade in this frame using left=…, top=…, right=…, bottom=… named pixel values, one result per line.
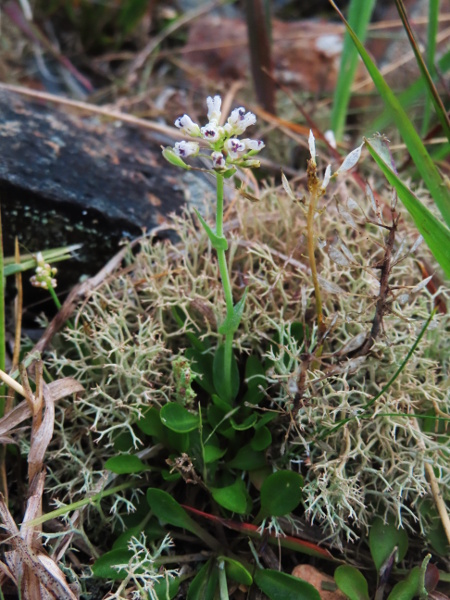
left=372, top=50, right=450, bottom=133
left=330, top=0, right=376, bottom=141
left=422, top=0, right=440, bottom=134
left=394, top=0, right=450, bottom=141
left=365, top=136, right=450, bottom=278
left=329, top=0, right=450, bottom=228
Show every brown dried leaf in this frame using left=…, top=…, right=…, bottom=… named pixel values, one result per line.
left=28, top=383, right=55, bottom=482
left=0, top=496, right=77, bottom=600
left=0, top=378, right=83, bottom=438
left=292, top=564, right=345, bottom=600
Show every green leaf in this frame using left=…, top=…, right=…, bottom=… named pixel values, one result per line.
left=227, top=444, right=266, bottom=470
left=113, top=431, right=135, bottom=452
left=186, top=349, right=215, bottom=395
left=254, top=569, right=321, bottom=600
left=154, top=576, right=181, bottom=600
left=211, top=479, right=249, bottom=514
left=387, top=567, right=422, bottom=600
left=104, top=454, right=148, bottom=474
left=213, top=345, right=240, bottom=402
left=419, top=499, right=450, bottom=556
left=147, top=489, right=220, bottom=551
left=194, top=208, right=228, bottom=251
left=112, top=521, right=165, bottom=549
left=334, top=566, right=370, bottom=600
left=187, top=559, right=219, bottom=600
left=203, top=444, right=226, bottom=464
left=218, top=288, right=248, bottom=335
left=260, top=471, right=303, bottom=518
left=365, top=136, right=450, bottom=278
left=219, top=556, right=253, bottom=585
left=92, top=549, right=132, bottom=580
left=251, top=426, right=272, bottom=451
left=137, top=407, right=164, bottom=439
left=160, top=403, right=199, bottom=433
left=146, top=488, right=198, bottom=535
left=230, top=413, right=258, bottom=431
left=245, top=355, right=266, bottom=388
left=369, top=516, right=409, bottom=571
left=330, top=0, right=450, bottom=227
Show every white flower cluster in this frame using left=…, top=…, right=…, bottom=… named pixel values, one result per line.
left=30, top=251, right=57, bottom=289
left=170, top=95, right=264, bottom=170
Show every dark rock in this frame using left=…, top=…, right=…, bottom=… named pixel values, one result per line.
left=0, top=89, right=212, bottom=279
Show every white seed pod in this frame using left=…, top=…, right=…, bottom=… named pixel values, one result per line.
left=347, top=197, right=359, bottom=212
left=392, top=237, right=407, bottom=265
left=337, top=203, right=357, bottom=228
left=339, top=240, right=355, bottom=265
left=410, top=235, right=423, bottom=255
left=308, top=130, right=316, bottom=163
left=339, top=332, right=366, bottom=355
left=396, top=292, right=410, bottom=305
left=336, top=142, right=364, bottom=174
left=366, top=184, right=382, bottom=224
left=322, top=165, right=332, bottom=189
left=281, top=172, right=296, bottom=200
left=328, top=244, right=350, bottom=267
left=317, top=276, right=346, bottom=295
left=411, top=274, right=433, bottom=294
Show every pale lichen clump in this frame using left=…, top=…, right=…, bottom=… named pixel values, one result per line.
left=46, top=174, right=449, bottom=544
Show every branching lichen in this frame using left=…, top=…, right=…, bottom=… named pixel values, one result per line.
left=45, top=175, right=449, bottom=545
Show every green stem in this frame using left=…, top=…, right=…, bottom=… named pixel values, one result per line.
left=48, top=284, right=62, bottom=310
left=215, top=173, right=234, bottom=400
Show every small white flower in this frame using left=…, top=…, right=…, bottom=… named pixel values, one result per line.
left=225, top=138, right=246, bottom=160
left=308, top=130, right=316, bottom=164
left=241, top=138, right=265, bottom=153
left=174, top=114, right=201, bottom=137
left=30, top=252, right=57, bottom=289
left=224, top=107, right=256, bottom=135
left=174, top=140, right=199, bottom=158
left=206, top=95, right=222, bottom=123
left=201, top=122, right=224, bottom=142
left=211, top=151, right=226, bottom=170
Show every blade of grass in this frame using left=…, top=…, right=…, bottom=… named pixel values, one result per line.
left=422, top=0, right=439, bottom=135
left=394, top=0, right=450, bottom=141
left=3, top=244, right=82, bottom=277
left=329, top=0, right=450, bottom=228
left=365, top=135, right=450, bottom=278
left=372, top=49, right=450, bottom=133
left=330, top=0, right=375, bottom=141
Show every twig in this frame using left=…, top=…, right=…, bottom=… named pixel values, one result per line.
left=357, top=216, right=398, bottom=355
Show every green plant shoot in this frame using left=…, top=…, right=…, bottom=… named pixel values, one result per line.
left=162, top=96, right=264, bottom=402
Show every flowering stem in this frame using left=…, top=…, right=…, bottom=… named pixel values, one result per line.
left=215, top=173, right=234, bottom=401
left=306, top=159, right=324, bottom=333
left=47, top=284, right=62, bottom=310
